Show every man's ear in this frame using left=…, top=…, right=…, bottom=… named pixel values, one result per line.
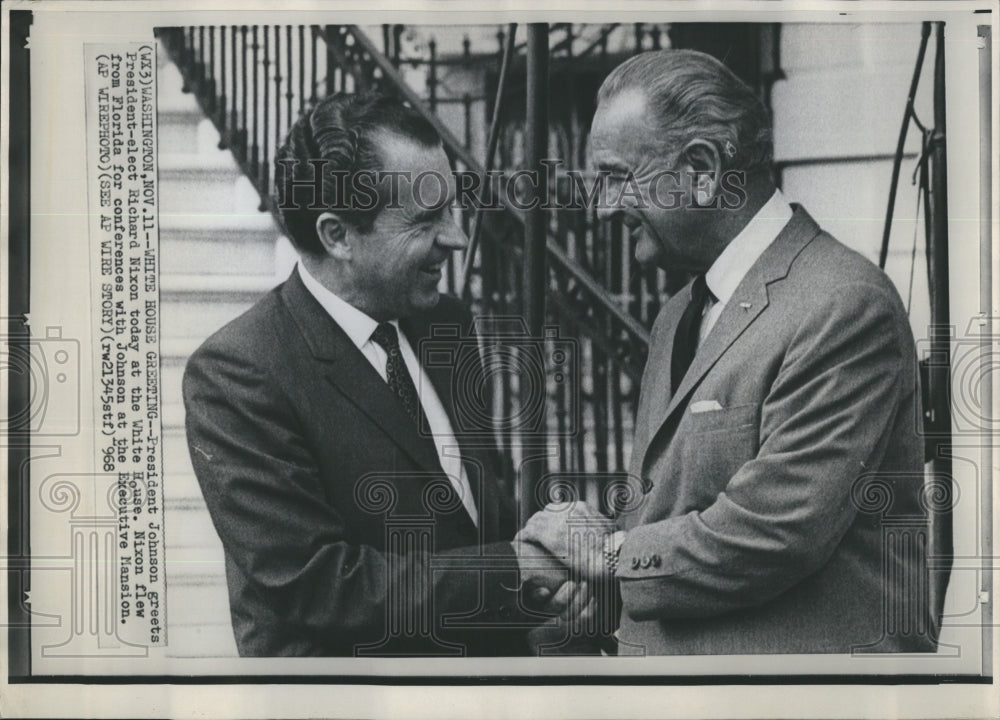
left=679, top=139, right=723, bottom=205
left=315, top=212, right=352, bottom=260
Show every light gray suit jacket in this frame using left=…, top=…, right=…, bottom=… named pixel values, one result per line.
left=615, top=206, right=939, bottom=655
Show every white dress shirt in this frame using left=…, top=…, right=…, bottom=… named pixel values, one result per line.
left=298, top=262, right=479, bottom=527
left=698, top=189, right=794, bottom=347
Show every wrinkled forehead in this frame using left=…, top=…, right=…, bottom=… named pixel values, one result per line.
left=589, top=88, right=660, bottom=166
left=593, top=87, right=653, bottom=133
left=371, top=129, right=455, bottom=211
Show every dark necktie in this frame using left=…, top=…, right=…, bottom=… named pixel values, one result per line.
left=671, top=274, right=710, bottom=395
left=370, top=322, right=430, bottom=432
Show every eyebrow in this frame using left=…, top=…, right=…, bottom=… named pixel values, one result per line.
left=412, top=204, right=449, bottom=223
left=412, top=189, right=456, bottom=222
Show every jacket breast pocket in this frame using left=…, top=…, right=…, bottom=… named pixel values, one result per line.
left=678, top=403, right=760, bottom=504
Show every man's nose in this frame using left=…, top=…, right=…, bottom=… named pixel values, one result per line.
left=437, top=216, right=469, bottom=251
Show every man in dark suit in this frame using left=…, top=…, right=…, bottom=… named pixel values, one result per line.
left=517, top=49, right=941, bottom=654
left=183, top=92, right=581, bottom=656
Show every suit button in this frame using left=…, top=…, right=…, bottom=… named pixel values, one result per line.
left=642, top=478, right=654, bottom=494
left=641, top=556, right=651, bottom=568
left=650, top=554, right=661, bottom=568
left=630, top=556, right=641, bottom=570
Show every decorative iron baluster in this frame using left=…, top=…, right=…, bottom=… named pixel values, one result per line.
left=592, top=209, right=610, bottom=475
left=392, top=25, right=403, bottom=68
left=427, top=38, right=437, bottom=112
left=325, top=25, right=337, bottom=95
left=462, top=93, right=472, bottom=151
left=644, top=265, right=660, bottom=326
left=240, top=26, right=248, bottom=157
left=650, top=25, right=662, bottom=50
left=251, top=26, right=260, bottom=181
left=230, top=25, right=238, bottom=147
left=273, top=25, right=281, bottom=160
left=207, top=26, right=216, bottom=115
left=218, top=27, right=227, bottom=141
left=309, top=25, right=319, bottom=105
left=180, top=27, right=193, bottom=92
left=260, top=25, right=270, bottom=208
left=286, top=26, right=294, bottom=131
left=298, top=26, right=306, bottom=115
left=197, top=26, right=205, bottom=89
left=608, top=204, right=626, bottom=473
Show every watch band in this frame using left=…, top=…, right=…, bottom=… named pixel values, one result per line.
left=603, top=531, right=623, bottom=576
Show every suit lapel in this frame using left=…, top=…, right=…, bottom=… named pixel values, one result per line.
left=280, top=268, right=445, bottom=476
left=639, top=207, right=823, bottom=476
left=630, top=295, right=686, bottom=473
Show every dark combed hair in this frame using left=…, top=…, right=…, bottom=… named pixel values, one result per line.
left=274, top=91, right=441, bottom=255
left=597, top=49, right=773, bottom=175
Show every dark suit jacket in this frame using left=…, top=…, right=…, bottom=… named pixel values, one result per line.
left=616, top=206, right=940, bottom=655
left=183, top=268, right=539, bottom=656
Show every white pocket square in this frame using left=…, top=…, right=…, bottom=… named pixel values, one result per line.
left=690, top=400, right=723, bottom=414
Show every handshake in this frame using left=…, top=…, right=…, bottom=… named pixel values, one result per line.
left=512, top=501, right=620, bottom=654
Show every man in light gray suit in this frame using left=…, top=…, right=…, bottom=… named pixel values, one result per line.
left=517, top=49, right=941, bottom=654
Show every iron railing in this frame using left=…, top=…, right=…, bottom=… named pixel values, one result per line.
left=156, top=23, right=686, bottom=504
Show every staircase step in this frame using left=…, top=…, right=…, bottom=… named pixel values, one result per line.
left=163, top=502, right=224, bottom=549
left=163, top=432, right=194, bottom=481
left=160, top=182, right=244, bottom=215
left=165, top=553, right=226, bottom=585
left=163, top=403, right=185, bottom=431
left=159, top=208, right=277, bottom=232
left=159, top=109, right=206, bottom=154
left=160, top=297, right=258, bottom=339
left=161, top=237, right=277, bottom=276
left=164, top=472, right=206, bottom=506
left=161, top=361, right=185, bottom=415
left=166, top=544, right=226, bottom=574
left=160, top=214, right=280, bottom=276
left=158, top=151, right=241, bottom=177
left=161, top=337, right=203, bottom=363
left=161, top=273, right=277, bottom=299
left=159, top=275, right=274, bottom=340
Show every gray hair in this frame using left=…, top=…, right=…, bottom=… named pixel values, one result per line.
left=597, top=49, right=773, bottom=174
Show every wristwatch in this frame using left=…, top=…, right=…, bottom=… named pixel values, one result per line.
left=603, top=530, right=626, bottom=576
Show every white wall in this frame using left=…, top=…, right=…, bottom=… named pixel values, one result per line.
left=773, top=22, right=934, bottom=342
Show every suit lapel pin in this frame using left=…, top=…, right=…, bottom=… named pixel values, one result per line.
left=739, top=302, right=752, bottom=311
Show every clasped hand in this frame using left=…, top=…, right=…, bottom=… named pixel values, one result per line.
left=512, top=501, right=615, bottom=652
left=513, top=501, right=616, bottom=601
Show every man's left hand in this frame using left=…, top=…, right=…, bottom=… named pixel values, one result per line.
left=516, top=501, right=615, bottom=581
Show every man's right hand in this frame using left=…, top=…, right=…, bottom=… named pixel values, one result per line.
left=527, top=580, right=597, bottom=655
left=512, top=538, right=570, bottom=610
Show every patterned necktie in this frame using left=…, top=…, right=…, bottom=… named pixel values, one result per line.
left=671, top=274, right=710, bottom=395
left=370, top=322, right=430, bottom=432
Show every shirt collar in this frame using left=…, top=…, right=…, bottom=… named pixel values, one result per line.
left=297, top=261, right=393, bottom=351
left=704, top=189, right=794, bottom=305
